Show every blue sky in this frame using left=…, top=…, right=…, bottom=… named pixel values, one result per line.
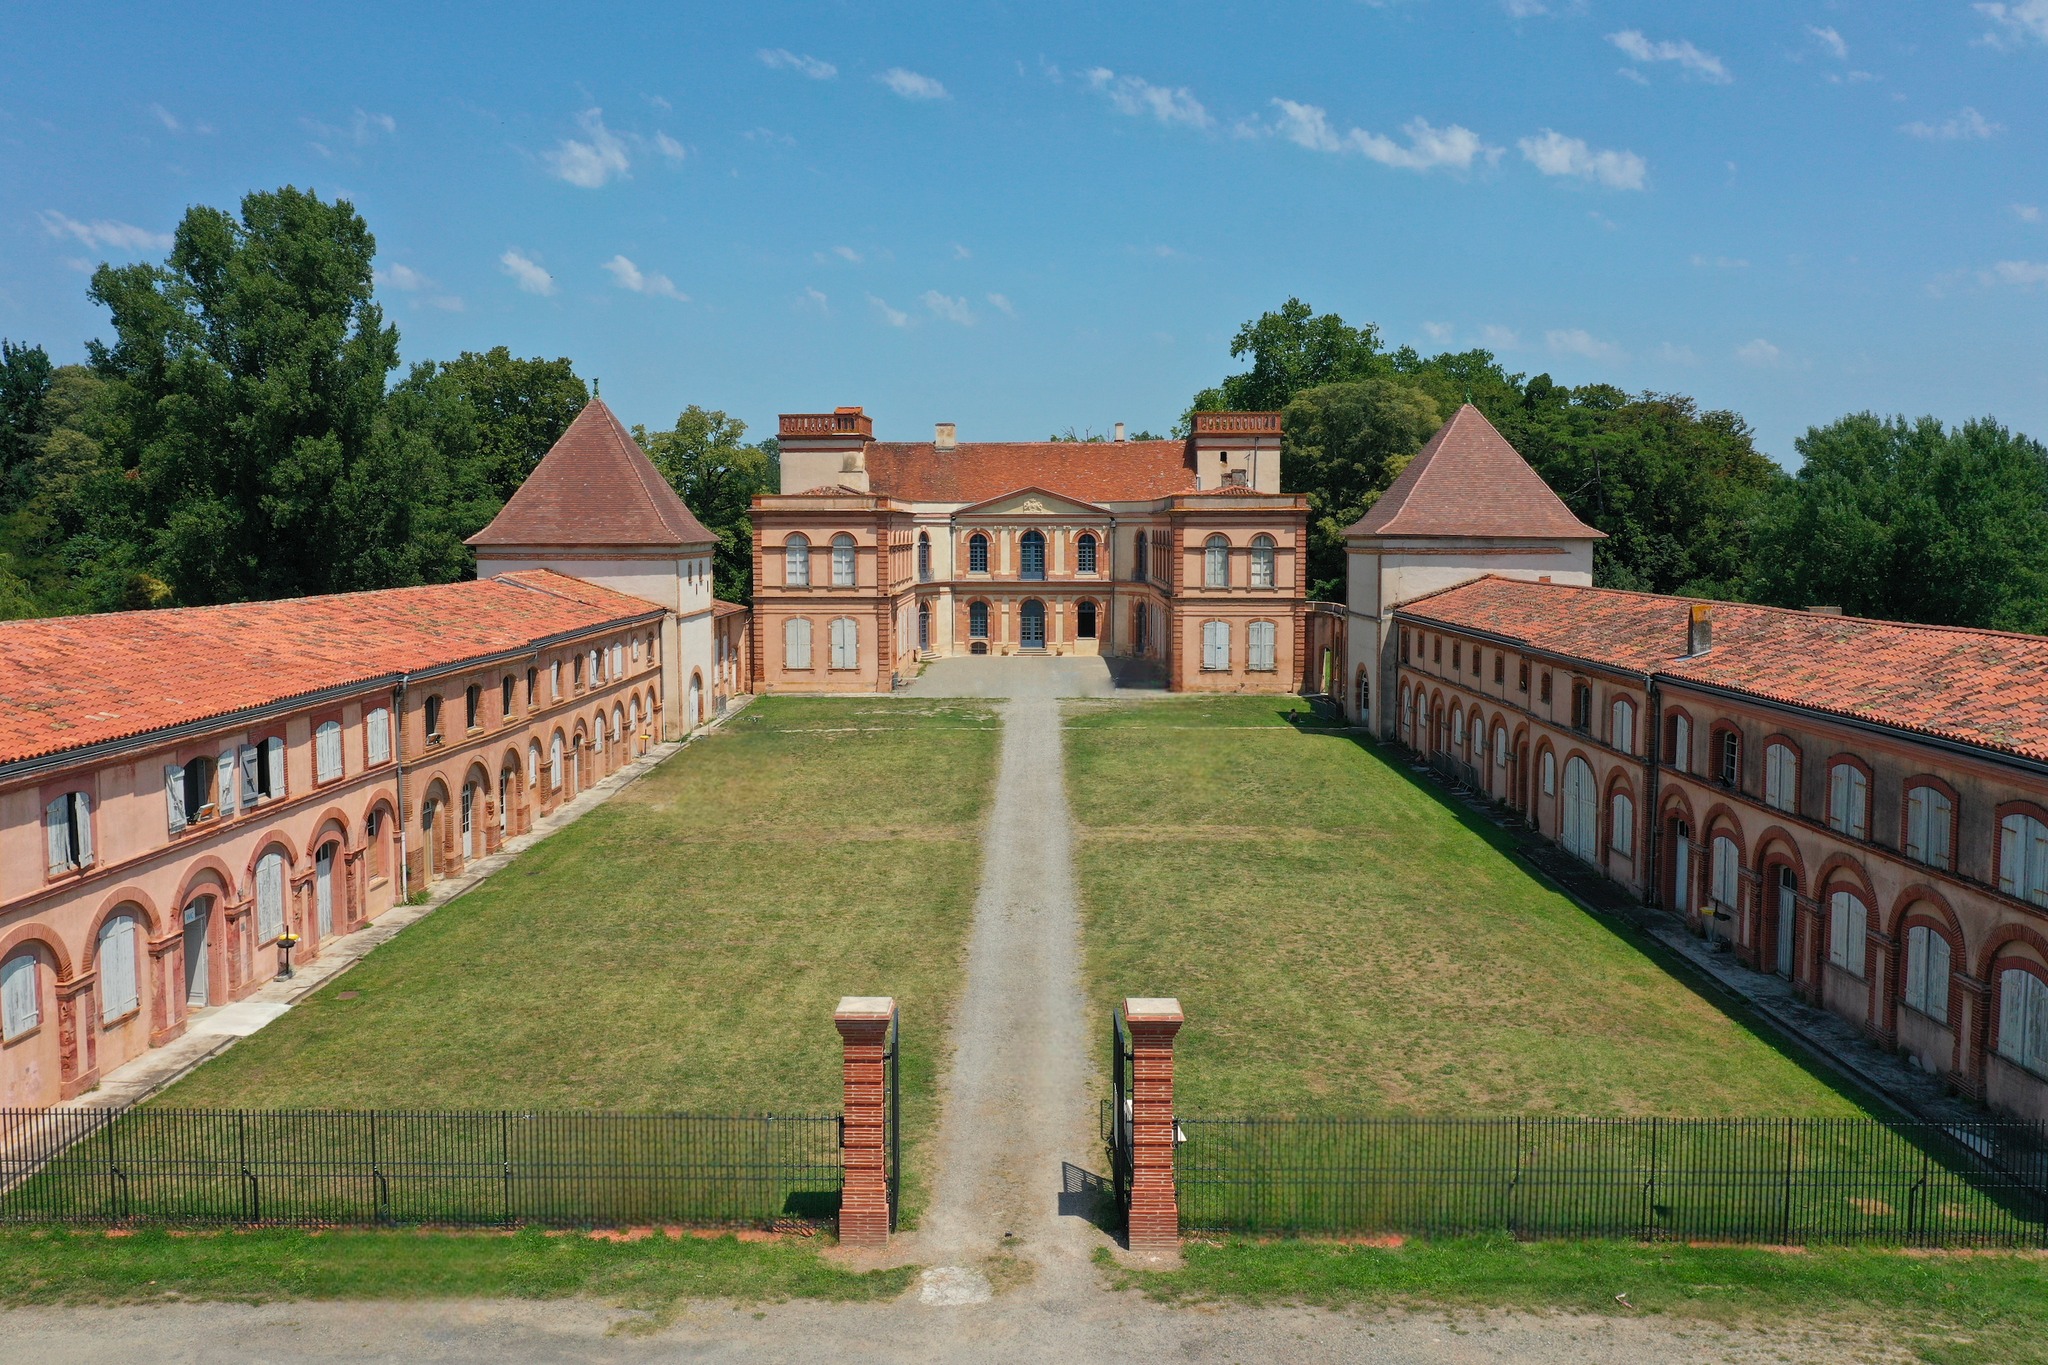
left=2, top=1, right=2044, bottom=464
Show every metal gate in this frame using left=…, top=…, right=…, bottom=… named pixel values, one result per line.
left=1107, top=1007, right=1133, bottom=1225
left=885, top=1006, right=901, bottom=1231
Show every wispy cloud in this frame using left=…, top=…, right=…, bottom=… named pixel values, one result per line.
left=879, top=68, right=948, bottom=101
left=1608, top=30, right=1732, bottom=83
left=652, top=131, right=686, bottom=164
left=1421, top=321, right=1454, bottom=343
left=304, top=108, right=395, bottom=157
left=1518, top=130, right=1647, bottom=190
left=375, top=263, right=463, bottom=311
left=499, top=248, right=556, bottom=295
left=147, top=103, right=212, bottom=135
left=985, top=292, right=1014, bottom=316
left=1806, top=25, right=1849, bottom=60
left=1982, top=259, right=2048, bottom=287
left=1689, top=253, right=1749, bottom=269
left=1654, top=342, right=1700, bottom=365
left=1502, top=0, right=1550, bottom=16
left=2016, top=204, right=2044, bottom=223
left=38, top=210, right=171, bottom=254
left=921, top=290, right=974, bottom=325
left=1900, top=107, right=2002, bottom=140
left=1268, top=100, right=1498, bottom=173
left=1083, top=68, right=1211, bottom=128
left=800, top=287, right=830, bottom=314
left=1479, top=324, right=1521, bottom=350
left=814, top=245, right=863, bottom=265
left=951, top=243, right=972, bottom=260
left=758, top=48, right=837, bottom=79
left=544, top=108, right=631, bottom=187
left=1975, top=1, right=2048, bottom=48
left=603, top=255, right=687, bottom=301
left=1546, top=328, right=1623, bottom=361
left=867, top=294, right=910, bottom=327
left=1735, top=338, right=1782, bottom=366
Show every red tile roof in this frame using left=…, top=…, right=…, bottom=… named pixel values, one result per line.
left=863, top=440, right=1195, bottom=504
left=468, top=399, right=716, bottom=549
left=0, top=571, right=663, bottom=767
left=1346, top=404, right=1604, bottom=540
left=712, top=599, right=748, bottom=619
left=1401, top=576, right=2048, bottom=764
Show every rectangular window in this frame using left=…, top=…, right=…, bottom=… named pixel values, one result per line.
left=1904, top=925, right=1950, bottom=1024
left=1612, top=699, right=1636, bottom=756
left=424, top=695, right=443, bottom=740
left=1828, top=764, right=1869, bottom=839
left=502, top=676, right=515, bottom=719
left=1998, top=970, right=2048, bottom=1075
left=466, top=685, right=482, bottom=729
left=785, top=618, right=814, bottom=669
left=1433, top=636, right=1441, bottom=664
left=1, top=952, right=38, bottom=1038
left=1539, top=671, right=1552, bottom=704
left=256, top=852, right=286, bottom=943
left=1669, top=715, right=1691, bottom=773
left=315, top=721, right=344, bottom=783
left=1451, top=641, right=1461, bottom=671
left=1494, top=654, right=1504, bottom=684
left=2000, top=813, right=2048, bottom=907
left=1717, top=730, right=1741, bottom=788
left=1906, top=786, right=1953, bottom=870
left=1571, top=683, right=1593, bottom=732
left=45, top=791, right=93, bottom=871
left=1517, top=661, right=1529, bottom=692
left=1248, top=621, right=1276, bottom=672
left=551, top=661, right=562, bottom=699
left=1202, top=620, right=1230, bottom=671
left=1828, top=892, right=1868, bottom=977
left=98, top=916, right=138, bottom=1022
left=366, top=708, right=392, bottom=765
left=830, top=617, right=858, bottom=669
left=1765, top=743, right=1797, bottom=813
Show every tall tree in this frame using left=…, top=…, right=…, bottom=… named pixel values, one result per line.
left=1280, top=380, right=1441, bottom=598
left=634, top=406, right=779, bottom=601
left=1184, top=297, right=1388, bottom=425
left=0, top=340, right=55, bottom=507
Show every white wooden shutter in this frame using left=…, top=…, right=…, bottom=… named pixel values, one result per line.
left=1927, top=932, right=1951, bottom=1023
left=72, top=793, right=91, bottom=866
left=256, top=852, right=285, bottom=942
left=1, top=953, right=36, bottom=1038
left=240, top=744, right=259, bottom=805
left=265, top=736, right=286, bottom=797
left=2000, top=970, right=2027, bottom=1062
left=1906, top=788, right=1928, bottom=862
left=213, top=749, right=235, bottom=815
left=1249, top=621, right=1275, bottom=671
left=2002, top=815, right=2023, bottom=895
left=1929, top=792, right=1952, bottom=869
left=1829, top=893, right=1848, bottom=968
left=2031, top=819, right=2048, bottom=905
left=100, top=916, right=137, bottom=1021
left=1203, top=621, right=1227, bottom=670
left=1905, top=926, right=1928, bottom=1013
left=1829, top=765, right=1849, bottom=832
left=1848, top=770, right=1867, bottom=838
left=165, top=763, right=187, bottom=833
left=367, top=708, right=391, bottom=765
left=1712, top=837, right=1737, bottom=908
left=316, top=723, right=341, bottom=781
left=786, top=618, right=811, bottom=669
left=1671, top=716, right=1690, bottom=773
left=46, top=795, right=70, bottom=871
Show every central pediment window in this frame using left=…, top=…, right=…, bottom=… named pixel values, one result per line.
left=1020, top=530, right=1046, bottom=581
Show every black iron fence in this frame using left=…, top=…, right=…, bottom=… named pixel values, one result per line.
left=1177, top=1115, right=2048, bottom=1247
left=0, top=1107, right=842, bottom=1229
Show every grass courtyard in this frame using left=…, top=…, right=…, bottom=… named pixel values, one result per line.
left=1067, top=695, right=1869, bottom=1118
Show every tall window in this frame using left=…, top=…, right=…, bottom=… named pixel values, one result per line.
left=1249, top=535, right=1275, bottom=588
left=316, top=721, right=344, bottom=783
left=1903, top=925, right=1951, bottom=1024
left=1017, top=529, right=1046, bottom=581
left=1611, top=792, right=1635, bottom=858
left=831, top=533, right=856, bottom=587
left=785, top=533, right=811, bottom=586
left=1538, top=670, right=1551, bottom=703
left=44, top=791, right=93, bottom=872
left=1828, top=762, right=1869, bottom=839
left=255, top=850, right=287, bottom=943
left=527, top=741, right=541, bottom=787
left=1711, top=835, right=1739, bottom=910
left=551, top=660, right=562, bottom=698
left=1997, top=969, right=2048, bottom=1076
left=1, top=952, right=38, bottom=1039
left=1541, top=749, right=1556, bottom=797
left=1667, top=714, right=1690, bottom=773
left=784, top=617, right=813, bottom=669
left=1764, top=742, right=1798, bottom=813
left=1571, top=682, right=1593, bottom=731
left=1828, top=890, right=1868, bottom=977
left=1076, top=533, right=1097, bottom=575
left=1717, top=729, right=1741, bottom=787
left=1202, top=620, right=1230, bottom=670
left=1493, top=725, right=1508, bottom=769
left=1999, top=812, right=2048, bottom=906
left=968, top=533, right=990, bottom=574
left=1132, top=531, right=1148, bottom=582
left=1204, top=535, right=1229, bottom=588
left=1077, top=600, right=1098, bottom=639
left=424, top=695, right=443, bottom=739
left=550, top=735, right=564, bottom=790
left=165, top=756, right=217, bottom=834
left=830, top=617, right=859, bottom=669
left=97, top=913, right=139, bottom=1023
left=1905, top=785, right=1954, bottom=870
left=969, top=601, right=990, bottom=639
left=917, top=531, right=932, bottom=581
left=1248, top=620, right=1276, bottom=671
left=1494, top=653, right=1504, bottom=685
left=1611, top=699, right=1636, bottom=755
left=367, top=707, right=392, bottom=765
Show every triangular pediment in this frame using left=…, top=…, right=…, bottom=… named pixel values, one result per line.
left=954, top=485, right=1109, bottom=518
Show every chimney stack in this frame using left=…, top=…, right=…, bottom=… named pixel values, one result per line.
left=934, top=421, right=957, bottom=451
left=1114, top=421, right=1126, bottom=443
left=1687, top=602, right=1714, bottom=656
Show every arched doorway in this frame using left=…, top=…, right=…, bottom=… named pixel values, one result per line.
left=460, top=785, right=476, bottom=861
left=315, top=841, right=337, bottom=936
left=688, top=672, right=703, bottom=728
left=498, top=765, right=513, bottom=836
left=918, top=601, right=931, bottom=651
left=1020, top=598, right=1046, bottom=650
left=1354, top=666, right=1370, bottom=724
left=1669, top=817, right=1693, bottom=916
left=1561, top=756, right=1598, bottom=863
left=182, top=895, right=214, bottom=1006
left=1772, top=863, right=1797, bottom=976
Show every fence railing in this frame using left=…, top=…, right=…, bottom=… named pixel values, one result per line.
left=0, top=1107, right=842, bottom=1229
left=1177, top=1115, right=2048, bottom=1247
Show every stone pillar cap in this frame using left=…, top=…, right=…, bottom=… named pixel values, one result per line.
left=1123, top=996, right=1184, bottom=1022
left=835, top=995, right=896, bottom=1018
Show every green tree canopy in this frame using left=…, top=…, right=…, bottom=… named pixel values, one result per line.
left=1280, top=380, right=1441, bottom=598
left=1185, top=297, right=1388, bottom=425
left=634, top=406, right=779, bottom=602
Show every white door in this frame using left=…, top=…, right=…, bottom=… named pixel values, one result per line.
left=1672, top=832, right=1691, bottom=915
left=1776, top=868, right=1796, bottom=976
left=688, top=675, right=702, bottom=728
left=461, top=786, right=475, bottom=858
left=315, top=845, right=334, bottom=936
left=182, top=901, right=210, bottom=1006
left=1562, top=757, right=1598, bottom=863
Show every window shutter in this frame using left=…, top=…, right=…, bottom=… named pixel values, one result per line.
left=101, top=916, right=137, bottom=1021
left=265, top=736, right=286, bottom=797
left=1906, top=788, right=1927, bottom=862
left=240, top=745, right=260, bottom=806
left=2031, top=819, right=2048, bottom=905
left=1929, top=933, right=1951, bottom=1023
left=1828, top=766, right=1847, bottom=831
left=2001, top=815, right=2023, bottom=895
left=73, top=793, right=92, bottom=866
left=1905, top=927, right=1928, bottom=1013
left=1, top=953, right=37, bottom=1038
left=46, top=796, right=70, bottom=871
left=165, top=763, right=187, bottom=832
left=367, top=708, right=391, bottom=765
left=1930, top=792, right=1952, bottom=869
left=1672, top=716, right=1689, bottom=773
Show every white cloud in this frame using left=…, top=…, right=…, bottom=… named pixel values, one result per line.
left=826, top=245, right=861, bottom=264
left=1518, top=129, right=1647, bottom=190
left=1479, top=324, right=1521, bottom=350
left=1617, top=67, right=1650, bottom=86
left=303, top=109, right=396, bottom=154
left=758, top=49, right=837, bottom=79
left=1268, top=100, right=1498, bottom=172
left=1608, top=30, right=1732, bottom=83
left=38, top=210, right=171, bottom=254
left=952, top=243, right=972, bottom=260
left=743, top=127, right=797, bottom=146
left=1976, top=1, right=2048, bottom=47
left=1689, top=253, right=1750, bottom=269
left=602, top=254, right=687, bottom=301
left=1421, top=321, right=1454, bottom=343
left=376, top=263, right=433, bottom=291
left=499, top=248, right=556, bottom=295
left=1807, top=25, right=1848, bottom=60
left=867, top=294, right=910, bottom=327
left=543, top=108, right=631, bottom=187
left=1502, top=0, right=1549, bottom=15
left=799, top=286, right=830, bottom=314
left=653, top=131, right=686, bottom=163
left=879, top=68, right=948, bottom=101
left=985, top=292, right=1014, bottom=315
left=1545, top=328, right=1622, bottom=361
left=921, top=290, right=973, bottom=325
left=1083, top=68, right=1211, bottom=128
left=2015, top=204, right=2043, bottom=223
left=645, top=94, right=673, bottom=112
left=148, top=103, right=181, bottom=132
left=1900, top=107, right=2002, bottom=140
left=1654, top=342, right=1701, bottom=365
left=1735, top=338, right=1782, bottom=365
left=1982, top=260, right=2048, bottom=287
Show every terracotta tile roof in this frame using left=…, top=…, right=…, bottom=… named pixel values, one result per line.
left=468, top=399, right=715, bottom=549
left=0, top=571, right=662, bottom=768
left=863, top=440, right=1195, bottom=504
left=712, top=599, right=748, bottom=619
left=1346, top=404, right=1604, bottom=540
left=1401, top=576, right=2048, bottom=764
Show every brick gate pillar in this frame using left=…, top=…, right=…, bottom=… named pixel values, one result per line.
left=1124, top=996, right=1184, bottom=1250
left=835, top=995, right=895, bottom=1247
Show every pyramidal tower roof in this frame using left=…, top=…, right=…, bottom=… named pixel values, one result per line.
left=1345, top=403, right=1604, bottom=541
left=468, top=399, right=716, bottom=550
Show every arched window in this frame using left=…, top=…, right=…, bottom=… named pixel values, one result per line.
left=1250, top=535, right=1275, bottom=589
left=785, top=534, right=811, bottom=587
left=97, top=912, right=139, bottom=1022
left=1201, top=620, right=1230, bottom=670
left=1077, top=600, right=1097, bottom=639
left=1827, top=889, right=1868, bottom=977
left=1020, top=530, right=1046, bottom=581
left=1494, top=725, right=1509, bottom=769
left=1076, top=533, right=1097, bottom=576
left=917, top=531, right=931, bottom=581
left=1711, top=835, right=1740, bottom=912
left=1903, top=925, right=1951, bottom=1023
left=1997, top=968, right=2048, bottom=1075
left=1610, top=698, right=1635, bottom=755
left=1611, top=791, right=1635, bottom=858
left=1716, top=727, right=1741, bottom=787
left=44, top=790, right=92, bottom=872
left=1248, top=620, right=1276, bottom=671
left=831, top=533, right=856, bottom=587
left=630, top=695, right=642, bottom=732
left=1765, top=742, right=1799, bottom=813
left=1906, top=785, right=1954, bottom=870
left=968, top=533, right=990, bottom=574
left=2000, top=811, right=2048, bottom=906
left=256, top=850, right=287, bottom=943
left=1828, top=762, right=1869, bottom=839
left=550, top=734, right=564, bottom=791
left=1540, top=749, right=1556, bottom=797
left=1357, top=668, right=1372, bottom=722
left=527, top=741, right=541, bottom=788
left=1204, top=534, right=1229, bottom=588
left=461, top=785, right=476, bottom=860
left=969, top=601, right=990, bottom=640
left=1561, top=757, right=1597, bottom=862
left=918, top=600, right=932, bottom=650
left=785, top=617, right=813, bottom=669
left=830, top=617, right=859, bottom=669
left=1133, top=532, right=1148, bottom=583
left=1, top=951, right=40, bottom=1039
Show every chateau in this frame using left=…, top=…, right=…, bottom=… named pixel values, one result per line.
left=1, top=397, right=2045, bottom=1128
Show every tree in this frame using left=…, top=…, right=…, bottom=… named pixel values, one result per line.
left=0, top=340, right=55, bottom=506
left=1280, top=380, right=1441, bottom=598
left=1183, top=297, right=1387, bottom=428
left=634, top=406, right=779, bottom=601
left=88, top=186, right=400, bottom=603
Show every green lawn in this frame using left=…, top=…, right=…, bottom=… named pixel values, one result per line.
left=1068, top=696, right=1869, bottom=1118
left=160, top=696, right=1000, bottom=1220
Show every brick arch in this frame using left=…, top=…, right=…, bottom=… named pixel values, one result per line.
left=1813, top=850, right=1878, bottom=909
left=170, top=855, right=240, bottom=914
left=307, top=805, right=356, bottom=857
left=0, top=921, right=74, bottom=979
left=1699, top=801, right=1748, bottom=860
left=1750, top=826, right=1808, bottom=888
left=1976, top=921, right=2048, bottom=982
left=83, top=891, right=162, bottom=967
left=1888, top=882, right=1962, bottom=943
left=244, top=831, right=303, bottom=880
left=1659, top=783, right=1699, bottom=828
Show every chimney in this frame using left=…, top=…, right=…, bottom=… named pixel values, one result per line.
left=934, top=421, right=957, bottom=451
left=1804, top=605, right=1842, bottom=616
left=1114, top=421, right=1126, bottom=443
left=1687, top=603, right=1714, bottom=656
